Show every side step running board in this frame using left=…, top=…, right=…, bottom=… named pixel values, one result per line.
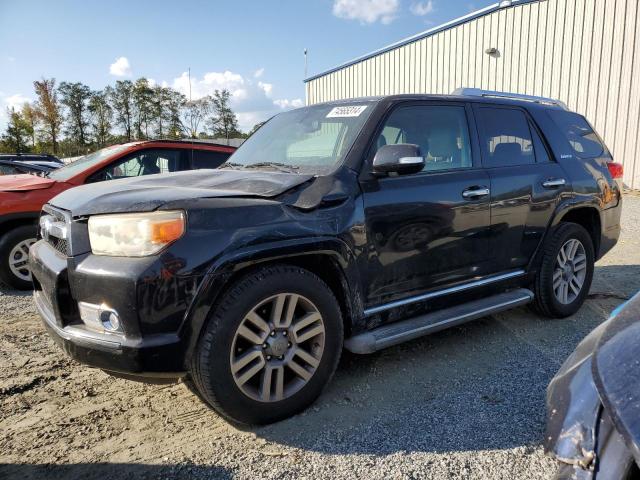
left=344, top=288, right=534, bottom=354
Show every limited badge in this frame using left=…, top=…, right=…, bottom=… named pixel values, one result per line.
left=326, top=105, right=368, bottom=118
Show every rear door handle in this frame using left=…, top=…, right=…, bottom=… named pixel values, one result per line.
left=462, top=187, right=490, bottom=199
left=542, top=178, right=566, bottom=188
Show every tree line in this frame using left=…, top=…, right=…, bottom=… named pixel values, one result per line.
left=1, top=77, right=247, bottom=157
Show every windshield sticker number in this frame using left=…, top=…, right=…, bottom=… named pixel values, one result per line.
left=326, top=105, right=368, bottom=118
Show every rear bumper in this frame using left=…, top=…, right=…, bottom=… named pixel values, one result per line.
left=30, top=239, right=188, bottom=379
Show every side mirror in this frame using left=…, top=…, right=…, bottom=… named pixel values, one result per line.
left=372, top=144, right=425, bottom=176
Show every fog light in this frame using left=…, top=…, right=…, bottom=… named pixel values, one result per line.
left=78, top=302, right=122, bottom=333
left=103, top=311, right=120, bottom=331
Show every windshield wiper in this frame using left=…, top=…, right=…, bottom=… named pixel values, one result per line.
left=244, top=162, right=300, bottom=173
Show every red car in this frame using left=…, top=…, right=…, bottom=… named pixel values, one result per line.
left=0, top=140, right=235, bottom=289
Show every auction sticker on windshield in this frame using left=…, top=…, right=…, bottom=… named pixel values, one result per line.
left=326, top=105, right=368, bottom=118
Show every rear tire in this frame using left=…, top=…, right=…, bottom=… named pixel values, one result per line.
left=190, top=265, right=343, bottom=425
left=0, top=225, right=37, bottom=290
left=532, top=222, right=594, bottom=318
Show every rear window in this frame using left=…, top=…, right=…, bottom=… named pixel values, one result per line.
left=548, top=110, right=605, bottom=158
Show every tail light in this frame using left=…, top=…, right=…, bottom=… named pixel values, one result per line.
left=607, top=162, right=623, bottom=179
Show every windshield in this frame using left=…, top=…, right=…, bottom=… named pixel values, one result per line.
left=47, top=144, right=134, bottom=181
left=227, top=103, right=374, bottom=174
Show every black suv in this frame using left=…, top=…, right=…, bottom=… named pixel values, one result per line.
left=30, top=91, right=623, bottom=425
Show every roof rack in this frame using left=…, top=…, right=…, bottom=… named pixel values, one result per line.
left=452, top=88, right=568, bottom=109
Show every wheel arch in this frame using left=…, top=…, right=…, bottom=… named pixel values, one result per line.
left=552, top=203, right=602, bottom=259
left=181, top=237, right=364, bottom=366
left=527, top=200, right=602, bottom=276
left=0, top=212, right=40, bottom=236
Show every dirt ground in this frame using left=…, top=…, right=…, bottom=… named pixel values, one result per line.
left=2, top=194, right=639, bottom=480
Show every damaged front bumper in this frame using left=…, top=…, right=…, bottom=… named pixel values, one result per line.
left=545, top=292, right=640, bottom=479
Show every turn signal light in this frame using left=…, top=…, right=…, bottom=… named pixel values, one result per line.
left=607, top=162, right=624, bottom=179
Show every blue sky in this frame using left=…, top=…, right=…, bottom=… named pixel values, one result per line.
left=0, top=0, right=486, bottom=131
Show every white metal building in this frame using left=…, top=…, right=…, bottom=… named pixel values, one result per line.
left=305, top=0, right=640, bottom=188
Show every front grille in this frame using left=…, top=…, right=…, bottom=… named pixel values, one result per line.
left=49, top=237, right=69, bottom=256
left=40, top=206, right=71, bottom=256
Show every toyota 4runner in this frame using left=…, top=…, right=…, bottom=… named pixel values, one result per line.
left=30, top=90, right=622, bottom=424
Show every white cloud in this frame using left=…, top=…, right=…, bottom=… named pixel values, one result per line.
left=274, top=98, right=304, bottom=109
left=258, top=81, right=273, bottom=97
left=4, top=93, right=31, bottom=110
left=332, top=0, right=399, bottom=24
left=7, top=56, right=15, bottom=62
left=170, top=69, right=302, bottom=131
left=254, top=68, right=265, bottom=78
left=109, top=56, right=132, bottom=77
left=410, top=0, right=434, bottom=16
left=0, top=93, right=31, bottom=129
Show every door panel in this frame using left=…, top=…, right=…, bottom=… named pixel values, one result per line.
left=488, top=163, right=569, bottom=270
left=473, top=105, right=570, bottom=271
left=362, top=170, right=492, bottom=306
left=360, top=102, right=492, bottom=307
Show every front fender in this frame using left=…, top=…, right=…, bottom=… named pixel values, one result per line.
left=178, top=236, right=361, bottom=366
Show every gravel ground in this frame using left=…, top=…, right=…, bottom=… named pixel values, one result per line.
left=2, top=193, right=639, bottom=480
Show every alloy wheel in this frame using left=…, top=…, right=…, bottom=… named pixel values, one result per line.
left=553, top=238, right=587, bottom=305
left=230, top=293, right=325, bottom=402
left=8, top=238, right=36, bottom=282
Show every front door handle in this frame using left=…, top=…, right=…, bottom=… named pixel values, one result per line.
left=462, top=187, right=490, bottom=199
left=542, top=178, right=566, bottom=188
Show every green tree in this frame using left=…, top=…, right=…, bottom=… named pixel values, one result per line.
left=183, top=96, right=212, bottom=138
left=59, top=81, right=92, bottom=147
left=110, top=80, right=134, bottom=141
left=133, top=78, right=154, bottom=139
left=208, top=89, right=241, bottom=139
left=166, top=89, right=186, bottom=139
left=21, top=103, right=38, bottom=148
left=1, top=108, right=31, bottom=153
left=33, top=77, right=63, bottom=154
left=88, top=89, right=113, bottom=147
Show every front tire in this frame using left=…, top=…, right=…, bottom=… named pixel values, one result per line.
left=532, top=222, right=595, bottom=318
left=190, top=265, right=343, bottom=425
left=0, top=225, right=37, bottom=290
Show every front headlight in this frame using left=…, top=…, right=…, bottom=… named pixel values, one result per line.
left=88, top=210, right=185, bottom=256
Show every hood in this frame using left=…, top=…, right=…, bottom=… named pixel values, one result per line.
left=0, top=174, right=56, bottom=192
left=49, top=169, right=315, bottom=216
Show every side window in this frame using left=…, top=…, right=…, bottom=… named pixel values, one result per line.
left=191, top=150, right=232, bottom=169
left=0, top=165, right=19, bottom=175
left=89, top=149, right=187, bottom=182
left=476, top=107, right=535, bottom=167
left=375, top=105, right=473, bottom=172
left=530, top=125, right=551, bottom=163
left=547, top=110, right=605, bottom=158
left=0, top=165, right=18, bottom=175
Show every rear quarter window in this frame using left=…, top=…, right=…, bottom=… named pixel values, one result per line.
left=548, top=110, right=606, bottom=158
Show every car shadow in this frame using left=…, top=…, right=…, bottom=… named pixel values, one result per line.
left=2, top=265, right=638, bottom=462
left=0, top=463, right=233, bottom=480
left=251, top=264, right=640, bottom=455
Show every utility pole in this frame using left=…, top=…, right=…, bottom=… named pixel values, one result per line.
left=304, top=49, right=308, bottom=79
left=188, top=67, right=192, bottom=102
